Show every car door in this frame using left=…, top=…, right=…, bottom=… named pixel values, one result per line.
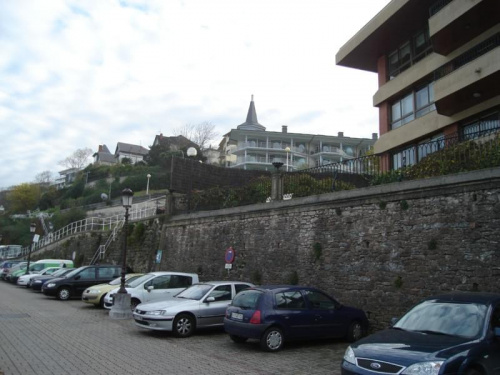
left=197, top=284, right=233, bottom=327
left=272, top=290, right=311, bottom=339
left=142, top=275, right=174, bottom=303
left=73, top=267, right=97, bottom=295
left=302, top=289, right=346, bottom=338
left=483, top=305, right=500, bottom=374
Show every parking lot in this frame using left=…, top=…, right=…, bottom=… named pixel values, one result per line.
left=0, top=281, right=348, bottom=375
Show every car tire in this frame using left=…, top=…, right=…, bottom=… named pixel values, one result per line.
left=99, top=295, right=106, bottom=308
left=57, top=287, right=71, bottom=301
left=173, top=314, right=195, bottom=338
left=260, top=327, right=284, bottom=352
left=130, top=298, right=141, bottom=311
left=229, top=334, right=248, bottom=344
left=347, top=321, right=363, bottom=342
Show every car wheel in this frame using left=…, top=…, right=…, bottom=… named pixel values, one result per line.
left=57, top=287, right=71, bottom=301
left=260, top=327, right=284, bottom=352
left=229, top=334, right=248, bottom=344
left=130, top=298, right=141, bottom=311
left=99, top=295, right=106, bottom=308
left=173, top=314, right=195, bottom=338
left=347, top=321, right=363, bottom=342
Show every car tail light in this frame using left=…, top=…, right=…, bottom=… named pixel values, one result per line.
left=250, top=310, right=261, bottom=324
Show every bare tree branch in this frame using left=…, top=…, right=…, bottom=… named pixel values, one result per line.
left=58, top=147, right=93, bottom=170
left=172, top=122, right=218, bottom=150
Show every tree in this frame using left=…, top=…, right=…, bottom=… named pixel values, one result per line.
left=7, top=183, right=40, bottom=213
left=58, top=147, right=93, bottom=170
left=172, top=121, right=218, bottom=150
left=34, top=170, right=53, bottom=184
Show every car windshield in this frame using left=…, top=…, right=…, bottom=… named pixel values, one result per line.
left=50, top=268, right=72, bottom=277
left=64, top=267, right=86, bottom=278
left=176, top=284, right=213, bottom=300
left=394, top=300, right=488, bottom=338
left=109, top=274, right=143, bottom=286
left=231, top=290, right=263, bottom=309
left=127, top=274, right=155, bottom=288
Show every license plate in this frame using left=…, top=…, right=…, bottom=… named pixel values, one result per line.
left=135, top=315, right=143, bottom=321
left=231, top=312, right=243, bottom=320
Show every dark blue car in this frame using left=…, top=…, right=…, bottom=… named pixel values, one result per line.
left=224, top=285, right=369, bottom=351
left=30, top=268, right=74, bottom=291
left=342, top=293, right=500, bottom=375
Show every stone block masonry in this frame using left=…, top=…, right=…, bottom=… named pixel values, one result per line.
left=160, top=168, right=500, bottom=330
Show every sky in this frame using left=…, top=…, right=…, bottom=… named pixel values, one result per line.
left=0, top=0, right=391, bottom=189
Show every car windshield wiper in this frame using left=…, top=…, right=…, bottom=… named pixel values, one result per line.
left=412, top=329, right=452, bottom=336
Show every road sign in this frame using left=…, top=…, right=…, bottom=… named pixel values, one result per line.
left=225, top=247, right=235, bottom=264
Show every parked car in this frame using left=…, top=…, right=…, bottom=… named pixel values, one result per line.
left=17, top=267, right=61, bottom=287
left=104, top=272, right=199, bottom=310
left=42, top=265, right=121, bottom=300
left=133, top=281, right=253, bottom=337
left=0, top=260, right=23, bottom=280
left=82, top=273, right=144, bottom=308
left=341, top=292, right=500, bottom=375
left=31, top=268, right=74, bottom=291
left=224, top=285, right=369, bottom=352
left=9, top=259, right=74, bottom=284
left=4, top=262, right=27, bottom=282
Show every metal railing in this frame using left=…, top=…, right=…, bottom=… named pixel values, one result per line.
left=17, top=201, right=161, bottom=258
left=434, top=33, right=500, bottom=80
left=89, top=219, right=124, bottom=265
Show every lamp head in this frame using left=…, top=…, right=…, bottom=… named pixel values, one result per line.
left=121, top=188, right=134, bottom=208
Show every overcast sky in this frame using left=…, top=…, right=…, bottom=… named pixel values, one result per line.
left=0, top=0, right=391, bottom=189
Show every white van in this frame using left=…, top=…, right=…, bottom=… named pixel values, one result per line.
left=29, top=259, right=74, bottom=273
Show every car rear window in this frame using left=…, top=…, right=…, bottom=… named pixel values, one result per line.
left=231, top=290, right=263, bottom=309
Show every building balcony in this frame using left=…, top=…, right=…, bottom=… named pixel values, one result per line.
left=429, top=0, right=499, bottom=56
left=433, top=33, right=500, bottom=116
left=236, top=142, right=308, bottom=155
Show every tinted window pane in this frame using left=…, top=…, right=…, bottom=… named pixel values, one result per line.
left=208, top=285, right=232, bottom=301
left=235, top=284, right=250, bottom=294
left=232, top=290, right=262, bottom=309
left=275, top=291, right=306, bottom=309
left=303, top=290, right=335, bottom=310
left=78, top=268, right=96, bottom=280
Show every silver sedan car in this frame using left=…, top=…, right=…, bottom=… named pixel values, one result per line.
left=133, top=281, right=253, bottom=337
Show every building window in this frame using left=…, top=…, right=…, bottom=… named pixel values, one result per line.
left=463, top=112, right=500, bottom=140
left=391, top=82, right=435, bottom=130
left=388, top=27, right=432, bottom=79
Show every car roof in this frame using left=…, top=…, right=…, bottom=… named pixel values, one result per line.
left=200, top=281, right=253, bottom=286
left=425, top=292, right=500, bottom=305
left=147, top=271, right=198, bottom=277
left=252, top=285, right=319, bottom=293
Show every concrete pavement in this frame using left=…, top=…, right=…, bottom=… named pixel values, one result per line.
left=0, top=281, right=348, bottom=375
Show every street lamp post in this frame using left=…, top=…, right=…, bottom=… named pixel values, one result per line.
left=109, top=188, right=134, bottom=320
left=146, top=174, right=151, bottom=199
left=25, top=223, right=36, bottom=275
left=285, top=147, right=291, bottom=172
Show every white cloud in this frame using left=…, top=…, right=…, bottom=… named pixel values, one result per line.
left=0, top=0, right=390, bottom=188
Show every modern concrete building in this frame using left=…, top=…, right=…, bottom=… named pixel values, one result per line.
left=336, top=0, right=500, bottom=170
left=220, top=97, right=377, bottom=171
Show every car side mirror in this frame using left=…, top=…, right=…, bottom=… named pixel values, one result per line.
left=147, top=286, right=154, bottom=292
left=205, top=296, right=215, bottom=303
left=74, top=275, right=81, bottom=280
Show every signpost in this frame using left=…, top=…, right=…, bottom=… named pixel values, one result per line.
left=225, top=247, right=235, bottom=273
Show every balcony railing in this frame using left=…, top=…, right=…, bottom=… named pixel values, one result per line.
left=434, top=32, right=500, bottom=80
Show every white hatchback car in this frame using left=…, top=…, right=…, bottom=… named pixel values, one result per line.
left=103, top=271, right=199, bottom=310
left=17, top=267, right=61, bottom=287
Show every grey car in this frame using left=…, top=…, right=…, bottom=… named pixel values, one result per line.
left=133, top=281, right=253, bottom=337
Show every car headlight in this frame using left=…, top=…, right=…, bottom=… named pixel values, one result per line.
left=34, top=280, right=42, bottom=284
left=402, top=361, right=443, bottom=375
left=46, top=283, right=56, bottom=288
left=87, top=290, right=100, bottom=294
left=343, top=346, right=356, bottom=365
left=145, top=310, right=167, bottom=316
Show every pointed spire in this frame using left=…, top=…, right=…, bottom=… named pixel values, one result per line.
left=237, top=95, right=266, bottom=131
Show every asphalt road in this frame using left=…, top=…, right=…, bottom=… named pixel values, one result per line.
left=0, top=281, right=348, bottom=375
